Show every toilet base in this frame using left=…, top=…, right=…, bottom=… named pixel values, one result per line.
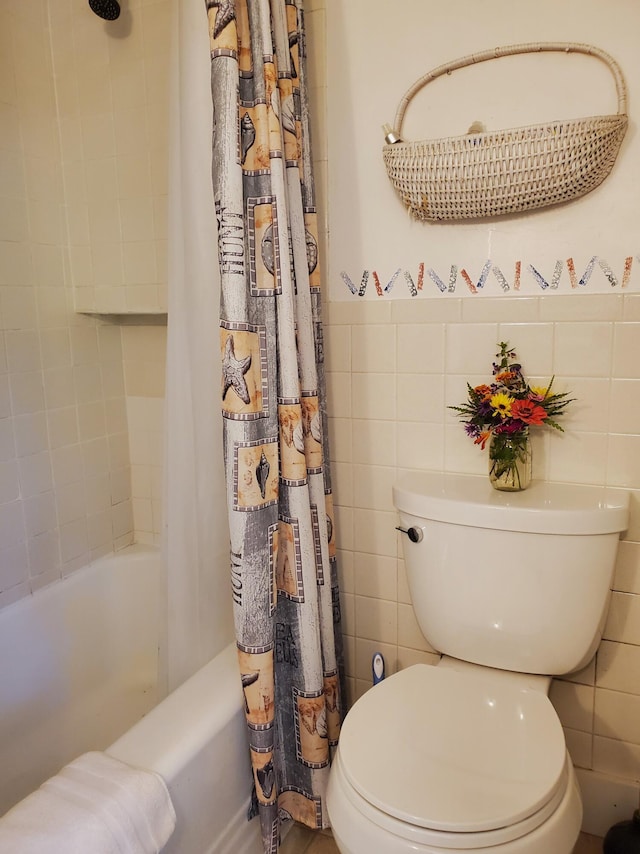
left=327, top=750, right=582, bottom=854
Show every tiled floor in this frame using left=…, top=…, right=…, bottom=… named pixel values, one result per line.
left=574, top=834, right=604, bottom=854
left=280, top=826, right=603, bottom=853
left=280, top=825, right=337, bottom=853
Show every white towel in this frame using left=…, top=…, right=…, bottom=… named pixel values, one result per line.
left=0, top=751, right=176, bottom=854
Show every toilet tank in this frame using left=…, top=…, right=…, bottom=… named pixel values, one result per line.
left=393, top=472, right=629, bottom=676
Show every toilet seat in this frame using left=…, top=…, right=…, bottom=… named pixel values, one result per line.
left=339, top=664, right=567, bottom=838
left=330, top=748, right=575, bottom=850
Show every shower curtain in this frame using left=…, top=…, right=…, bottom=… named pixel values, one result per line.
left=205, top=1, right=344, bottom=850
left=164, top=0, right=234, bottom=691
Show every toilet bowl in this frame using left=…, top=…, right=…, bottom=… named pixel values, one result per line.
left=327, top=663, right=582, bottom=853
left=327, top=472, right=629, bottom=853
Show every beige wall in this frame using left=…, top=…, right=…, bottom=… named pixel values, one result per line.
left=54, top=0, right=170, bottom=543
left=315, top=0, right=640, bottom=811
left=0, top=0, right=169, bottom=609
left=52, top=0, right=169, bottom=314
left=122, top=321, right=166, bottom=545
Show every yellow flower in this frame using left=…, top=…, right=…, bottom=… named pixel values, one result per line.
left=490, top=392, right=514, bottom=419
left=529, top=385, right=549, bottom=400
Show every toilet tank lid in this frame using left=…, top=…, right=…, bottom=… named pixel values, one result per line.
left=393, top=472, right=629, bottom=535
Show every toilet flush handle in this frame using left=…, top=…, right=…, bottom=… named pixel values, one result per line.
left=395, top=525, right=423, bottom=543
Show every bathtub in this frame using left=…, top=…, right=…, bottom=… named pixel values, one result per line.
left=0, top=545, right=263, bottom=854
left=108, top=640, right=262, bottom=854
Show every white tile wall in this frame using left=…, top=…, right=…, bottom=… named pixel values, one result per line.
left=0, top=0, right=173, bottom=608
left=125, top=380, right=166, bottom=545
left=324, top=295, right=640, bottom=792
left=50, top=0, right=170, bottom=314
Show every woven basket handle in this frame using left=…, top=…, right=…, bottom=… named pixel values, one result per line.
left=388, top=42, right=628, bottom=140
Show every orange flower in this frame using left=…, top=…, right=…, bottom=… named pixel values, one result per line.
left=511, top=399, right=547, bottom=425
left=495, top=371, right=516, bottom=384
left=473, top=384, right=492, bottom=401
left=474, top=431, right=491, bottom=450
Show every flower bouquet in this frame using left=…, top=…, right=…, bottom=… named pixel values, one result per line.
left=449, top=342, right=574, bottom=491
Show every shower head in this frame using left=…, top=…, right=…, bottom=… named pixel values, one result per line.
left=89, top=0, right=120, bottom=20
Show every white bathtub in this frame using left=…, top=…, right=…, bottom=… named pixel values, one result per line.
left=108, top=641, right=262, bottom=854
left=0, top=545, right=262, bottom=854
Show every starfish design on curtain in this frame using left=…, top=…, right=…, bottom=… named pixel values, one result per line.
left=206, top=0, right=236, bottom=39
left=222, top=334, right=251, bottom=404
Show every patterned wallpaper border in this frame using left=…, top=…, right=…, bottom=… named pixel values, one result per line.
left=339, top=254, right=639, bottom=298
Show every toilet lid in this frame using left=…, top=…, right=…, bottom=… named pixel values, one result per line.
left=339, top=664, right=567, bottom=834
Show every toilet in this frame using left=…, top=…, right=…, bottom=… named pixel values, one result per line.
left=327, top=471, right=629, bottom=854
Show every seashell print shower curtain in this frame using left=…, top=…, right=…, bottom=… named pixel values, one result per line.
left=205, top=1, right=344, bottom=850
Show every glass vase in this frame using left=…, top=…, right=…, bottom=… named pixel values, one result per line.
left=488, top=430, right=532, bottom=492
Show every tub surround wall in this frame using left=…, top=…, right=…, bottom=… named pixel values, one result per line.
left=51, top=0, right=170, bottom=315
left=122, top=322, right=166, bottom=545
left=0, top=2, right=135, bottom=609
left=0, top=0, right=171, bottom=607
left=48, top=0, right=172, bottom=541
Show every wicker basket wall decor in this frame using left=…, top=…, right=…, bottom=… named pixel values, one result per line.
left=382, top=42, right=628, bottom=222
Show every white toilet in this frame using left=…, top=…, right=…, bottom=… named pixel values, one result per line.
left=327, top=471, right=629, bottom=854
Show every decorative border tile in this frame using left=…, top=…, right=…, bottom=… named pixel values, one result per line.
left=339, top=255, right=638, bottom=298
